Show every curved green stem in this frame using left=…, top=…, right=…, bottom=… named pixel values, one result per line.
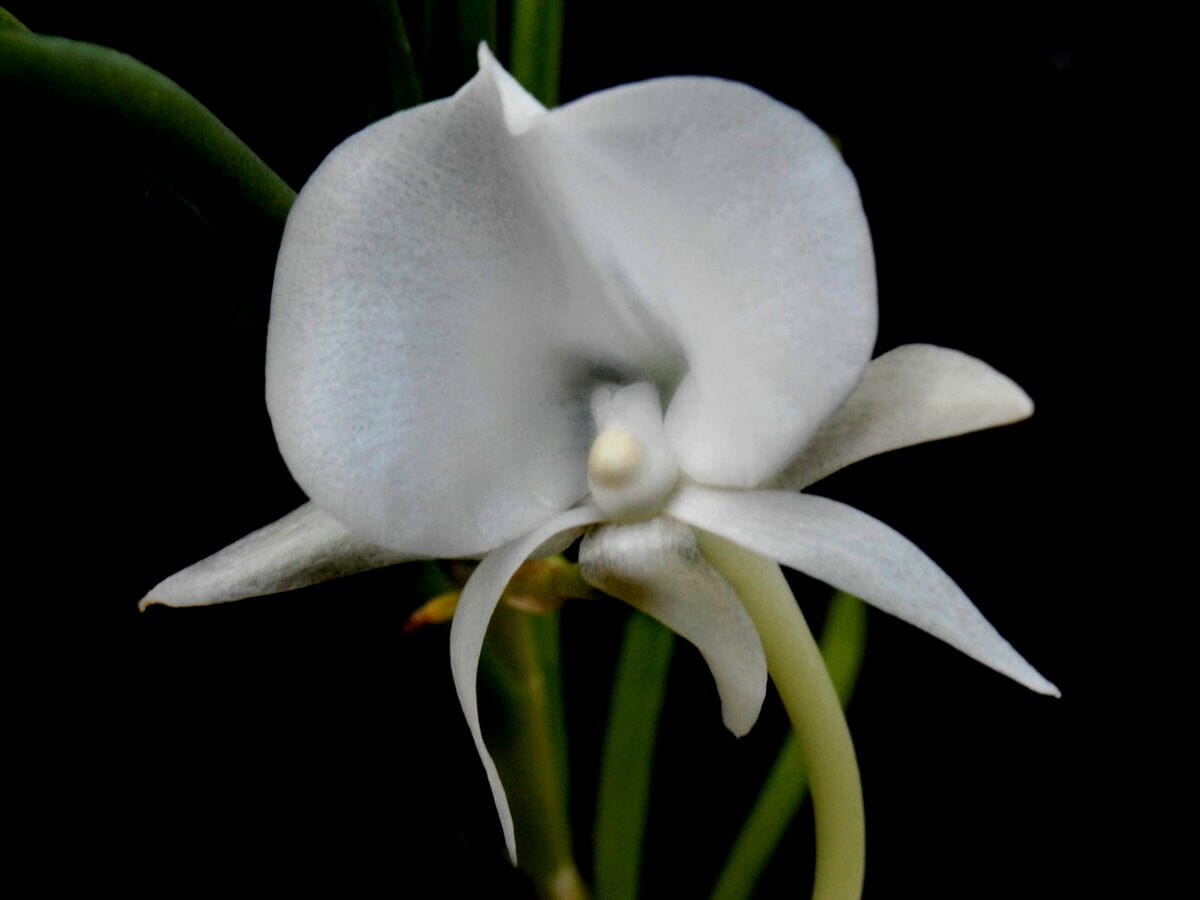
left=593, top=612, right=675, bottom=900
left=0, top=28, right=295, bottom=235
left=711, top=593, right=867, bottom=900
left=698, top=534, right=865, bottom=900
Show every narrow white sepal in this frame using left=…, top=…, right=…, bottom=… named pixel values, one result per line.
left=775, top=344, right=1035, bottom=491
left=139, top=503, right=413, bottom=611
left=668, top=485, right=1059, bottom=697
left=579, top=518, right=767, bottom=736
left=448, top=505, right=605, bottom=863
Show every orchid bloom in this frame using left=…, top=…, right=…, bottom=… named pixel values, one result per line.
left=144, top=47, right=1057, bottom=868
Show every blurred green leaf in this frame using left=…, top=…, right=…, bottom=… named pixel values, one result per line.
left=0, top=27, right=294, bottom=238
left=0, top=6, right=29, bottom=32
left=593, top=611, right=674, bottom=900
left=510, top=0, right=564, bottom=106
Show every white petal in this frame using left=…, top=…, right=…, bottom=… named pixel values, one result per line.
left=578, top=518, right=767, bottom=736
left=449, top=505, right=604, bottom=863
left=668, top=486, right=1058, bottom=696
left=774, top=344, right=1035, bottom=490
left=476, top=44, right=546, bottom=134
left=139, top=503, right=413, bottom=610
left=526, top=77, right=877, bottom=487
left=266, top=59, right=660, bottom=558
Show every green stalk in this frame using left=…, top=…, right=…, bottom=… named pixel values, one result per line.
left=711, top=593, right=867, bottom=900
left=481, top=605, right=588, bottom=900
left=698, top=534, right=866, bottom=900
left=510, top=0, right=564, bottom=106
left=593, top=612, right=675, bottom=900
left=0, top=28, right=295, bottom=235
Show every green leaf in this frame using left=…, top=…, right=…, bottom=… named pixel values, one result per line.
left=593, top=612, right=675, bottom=900
left=0, top=28, right=295, bottom=237
left=510, top=0, right=564, bottom=106
left=0, top=6, right=30, bottom=33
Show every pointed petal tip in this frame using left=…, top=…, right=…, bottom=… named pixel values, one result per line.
left=476, top=41, right=497, bottom=68
left=138, top=575, right=178, bottom=612
left=579, top=519, right=768, bottom=742
left=992, top=651, right=1058, bottom=696
left=777, top=344, right=1037, bottom=491
left=137, top=575, right=192, bottom=611
left=670, top=486, right=1060, bottom=703
left=1007, top=378, right=1035, bottom=423
left=1027, top=671, right=1061, bottom=699
left=473, top=41, right=545, bottom=135
left=722, top=705, right=759, bottom=738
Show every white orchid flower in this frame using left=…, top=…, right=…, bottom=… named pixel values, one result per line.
left=143, top=46, right=1057, bottom=868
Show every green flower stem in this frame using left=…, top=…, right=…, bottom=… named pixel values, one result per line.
left=0, top=28, right=295, bottom=235
left=510, top=0, right=564, bottom=107
left=711, top=593, right=867, bottom=900
left=697, top=534, right=866, bottom=900
left=593, top=612, right=675, bottom=900
left=481, top=605, right=588, bottom=900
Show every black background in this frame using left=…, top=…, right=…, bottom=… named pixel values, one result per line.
left=6, top=3, right=1154, bottom=897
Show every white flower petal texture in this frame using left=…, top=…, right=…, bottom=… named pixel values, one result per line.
left=579, top=519, right=768, bottom=736
left=774, top=343, right=1034, bottom=491
left=144, top=47, right=1055, bottom=870
left=449, top=505, right=605, bottom=862
left=539, top=72, right=877, bottom=487
left=266, top=46, right=877, bottom=559
left=268, top=60, right=632, bottom=559
left=139, top=503, right=411, bottom=610
left=668, top=485, right=1058, bottom=696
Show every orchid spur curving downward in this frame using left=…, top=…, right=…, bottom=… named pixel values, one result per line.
left=143, top=47, right=1057, bottom=895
